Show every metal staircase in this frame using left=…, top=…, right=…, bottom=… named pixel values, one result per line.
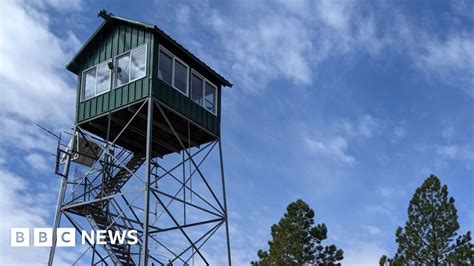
left=66, top=151, right=146, bottom=265
left=87, top=152, right=145, bottom=265
left=86, top=203, right=135, bottom=265
left=99, top=152, right=145, bottom=198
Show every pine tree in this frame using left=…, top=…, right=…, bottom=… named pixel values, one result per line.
left=252, top=199, right=343, bottom=265
left=380, top=175, right=473, bottom=265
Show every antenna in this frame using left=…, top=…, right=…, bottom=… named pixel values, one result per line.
left=36, top=124, right=60, bottom=140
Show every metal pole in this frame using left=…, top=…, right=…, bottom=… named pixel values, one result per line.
left=218, top=140, right=232, bottom=266
left=183, top=151, right=186, bottom=225
left=48, top=128, right=76, bottom=266
left=140, top=97, right=153, bottom=265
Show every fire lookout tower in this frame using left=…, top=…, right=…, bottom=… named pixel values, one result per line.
left=49, top=10, right=232, bottom=265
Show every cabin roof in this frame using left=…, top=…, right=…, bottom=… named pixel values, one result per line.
left=66, top=10, right=232, bottom=87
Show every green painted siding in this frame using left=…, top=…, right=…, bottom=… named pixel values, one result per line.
left=153, top=79, right=220, bottom=136
left=76, top=23, right=153, bottom=123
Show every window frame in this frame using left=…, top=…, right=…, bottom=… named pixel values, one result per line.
left=190, top=70, right=204, bottom=105
left=95, top=61, right=113, bottom=96
left=129, top=45, right=148, bottom=83
left=80, top=44, right=148, bottom=102
left=81, top=60, right=112, bottom=102
left=158, top=47, right=173, bottom=87
left=114, top=51, right=131, bottom=88
left=191, top=69, right=218, bottom=116
left=158, top=45, right=189, bottom=96
left=173, top=56, right=190, bottom=96
left=114, top=44, right=148, bottom=89
left=204, top=80, right=218, bottom=115
left=81, top=65, right=97, bottom=101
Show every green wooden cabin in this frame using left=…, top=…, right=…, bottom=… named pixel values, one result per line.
left=66, top=11, right=232, bottom=156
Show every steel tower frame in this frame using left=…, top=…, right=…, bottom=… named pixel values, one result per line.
left=48, top=96, right=231, bottom=265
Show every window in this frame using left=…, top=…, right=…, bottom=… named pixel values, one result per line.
left=130, top=46, right=146, bottom=80
left=158, top=47, right=189, bottom=95
left=158, top=50, right=172, bottom=85
left=81, top=61, right=112, bottom=101
left=191, top=73, right=203, bottom=105
left=116, top=53, right=130, bottom=87
left=82, top=68, right=96, bottom=100
left=190, top=71, right=218, bottom=115
left=204, top=81, right=216, bottom=113
left=81, top=45, right=147, bottom=101
left=156, top=46, right=218, bottom=115
left=174, top=59, right=188, bottom=94
left=115, top=45, right=147, bottom=88
left=96, top=63, right=111, bottom=94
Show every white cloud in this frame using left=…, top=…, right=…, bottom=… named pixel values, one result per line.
left=208, top=8, right=313, bottom=91
left=175, top=3, right=191, bottom=26
left=441, top=126, right=455, bottom=140
left=436, top=144, right=474, bottom=162
left=451, top=0, right=474, bottom=19
left=436, top=145, right=459, bottom=159
left=172, top=0, right=472, bottom=96
left=0, top=0, right=76, bottom=152
left=360, top=115, right=381, bottom=137
left=366, top=203, right=393, bottom=217
left=344, top=240, right=388, bottom=265
left=392, top=126, right=407, bottom=143
left=22, top=0, right=83, bottom=12
left=172, top=0, right=379, bottom=92
left=303, top=114, right=383, bottom=165
left=42, top=0, right=82, bottom=11
left=25, top=153, right=50, bottom=172
left=172, top=1, right=327, bottom=92
left=362, top=225, right=382, bottom=236
left=421, top=36, right=473, bottom=71
left=416, top=35, right=474, bottom=96
left=376, top=186, right=407, bottom=200
left=390, top=12, right=474, bottom=96
left=0, top=116, right=57, bottom=152
left=351, top=114, right=382, bottom=138
left=0, top=149, right=6, bottom=165
left=305, top=135, right=355, bottom=165
left=316, top=0, right=350, bottom=31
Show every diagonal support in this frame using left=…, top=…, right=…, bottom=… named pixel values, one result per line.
left=151, top=189, right=209, bottom=265
left=154, top=100, right=225, bottom=213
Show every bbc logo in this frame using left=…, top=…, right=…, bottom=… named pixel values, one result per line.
left=11, top=228, right=75, bottom=247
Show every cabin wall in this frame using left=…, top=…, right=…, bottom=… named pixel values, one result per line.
left=152, top=79, right=220, bottom=136
left=75, top=23, right=154, bottom=123
left=151, top=35, right=221, bottom=136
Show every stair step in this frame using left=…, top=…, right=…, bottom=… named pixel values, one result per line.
left=110, top=244, right=126, bottom=250
left=80, top=154, right=141, bottom=266
left=95, top=153, right=145, bottom=198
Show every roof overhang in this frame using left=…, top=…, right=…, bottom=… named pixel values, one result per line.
left=66, top=10, right=233, bottom=88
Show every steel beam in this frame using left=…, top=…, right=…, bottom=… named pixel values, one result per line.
left=111, top=115, right=180, bottom=153
left=140, top=97, right=153, bottom=265
left=128, top=105, right=200, bottom=148
left=219, top=140, right=232, bottom=266
left=48, top=127, right=76, bottom=266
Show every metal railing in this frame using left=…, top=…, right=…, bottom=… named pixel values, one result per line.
left=67, top=146, right=134, bottom=204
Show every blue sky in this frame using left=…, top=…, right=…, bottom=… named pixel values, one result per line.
left=0, top=0, right=473, bottom=265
